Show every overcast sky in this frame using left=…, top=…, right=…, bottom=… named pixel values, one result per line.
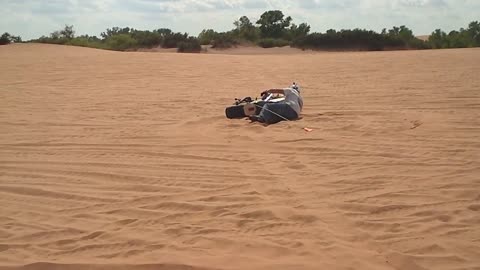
left=1, top=0, right=479, bottom=40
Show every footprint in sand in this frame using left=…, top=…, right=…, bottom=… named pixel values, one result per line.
left=410, top=120, right=423, bottom=129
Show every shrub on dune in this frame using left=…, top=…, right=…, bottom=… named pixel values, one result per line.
left=257, top=38, right=290, bottom=48
left=211, top=33, right=238, bottom=49
left=104, top=34, right=138, bottom=51
left=177, top=37, right=201, bottom=53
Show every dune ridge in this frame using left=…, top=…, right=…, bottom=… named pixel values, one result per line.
left=1, top=44, right=479, bottom=270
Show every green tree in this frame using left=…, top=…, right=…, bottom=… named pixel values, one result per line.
left=11, top=35, right=22, bottom=43
left=151, top=28, right=188, bottom=48
left=288, top=23, right=310, bottom=40
left=130, top=30, right=162, bottom=48
left=198, top=29, right=219, bottom=45
left=427, top=21, right=480, bottom=48
left=0, top=32, right=20, bottom=45
left=155, top=28, right=173, bottom=37
left=44, top=25, right=75, bottom=44
left=387, top=26, right=414, bottom=41
left=429, top=29, right=448, bottom=48
left=446, top=30, right=467, bottom=48
left=326, top=29, right=337, bottom=35
left=105, top=34, right=137, bottom=51
left=0, top=32, right=12, bottom=45
left=467, top=21, right=480, bottom=46
left=67, top=35, right=102, bottom=48
left=101, top=27, right=131, bottom=39
left=50, top=31, right=61, bottom=40
left=256, top=10, right=292, bottom=39
left=385, top=25, right=427, bottom=48
left=398, top=26, right=414, bottom=42
left=233, top=15, right=259, bottom=41
left=60, top=25, right=75, bottom=39
left=162, top=32, right=189, bottom=48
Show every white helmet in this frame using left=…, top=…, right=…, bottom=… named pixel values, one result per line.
left=291, top=82, right=300, bottom=92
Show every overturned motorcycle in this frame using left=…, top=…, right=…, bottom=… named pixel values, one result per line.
left=225, top=92, right=286, bottom=119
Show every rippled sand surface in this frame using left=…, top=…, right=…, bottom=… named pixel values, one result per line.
left=1, top=44, right=479, bottom=270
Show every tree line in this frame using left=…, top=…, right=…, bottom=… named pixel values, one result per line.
left=429, top=21, right=480, bottom=48
left=0, top=32, right=22, bottom=45
left=26, top=25, right=202, bottom=52
left=1, top=10, right=479, bottom=52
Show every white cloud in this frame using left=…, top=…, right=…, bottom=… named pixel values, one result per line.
left=0, top=0, right=478, bottom=39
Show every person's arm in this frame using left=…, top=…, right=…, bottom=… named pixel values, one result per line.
left=261, top=89, right=286, bottom=96
left=266, top=89, right=286, bottom=94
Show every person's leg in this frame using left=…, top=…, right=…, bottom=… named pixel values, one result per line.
left=259, top=103, right=289, bottom=124
left=283, top=105, right=299, bottom=120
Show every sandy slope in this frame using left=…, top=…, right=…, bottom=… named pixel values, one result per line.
left=206, top=45, right=313, bottom=55
left=0, top=43, right=479, bottom=270
left=416, top=35, right=430, bottom=42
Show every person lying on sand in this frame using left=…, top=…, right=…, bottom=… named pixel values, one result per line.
left=249, top=83, right=303, bottom=124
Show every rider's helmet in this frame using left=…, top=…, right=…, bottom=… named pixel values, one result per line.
left=291, top=82, right=300, bottom=93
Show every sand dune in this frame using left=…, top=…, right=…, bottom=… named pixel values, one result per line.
left=1, top=43, right=479, bottom=270
left=416, top=35, right=430, bottom=42
left=206, top=45, right=312, bottom=55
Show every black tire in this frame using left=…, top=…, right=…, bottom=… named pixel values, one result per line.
left=225, top=104, right=246, bottom=119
